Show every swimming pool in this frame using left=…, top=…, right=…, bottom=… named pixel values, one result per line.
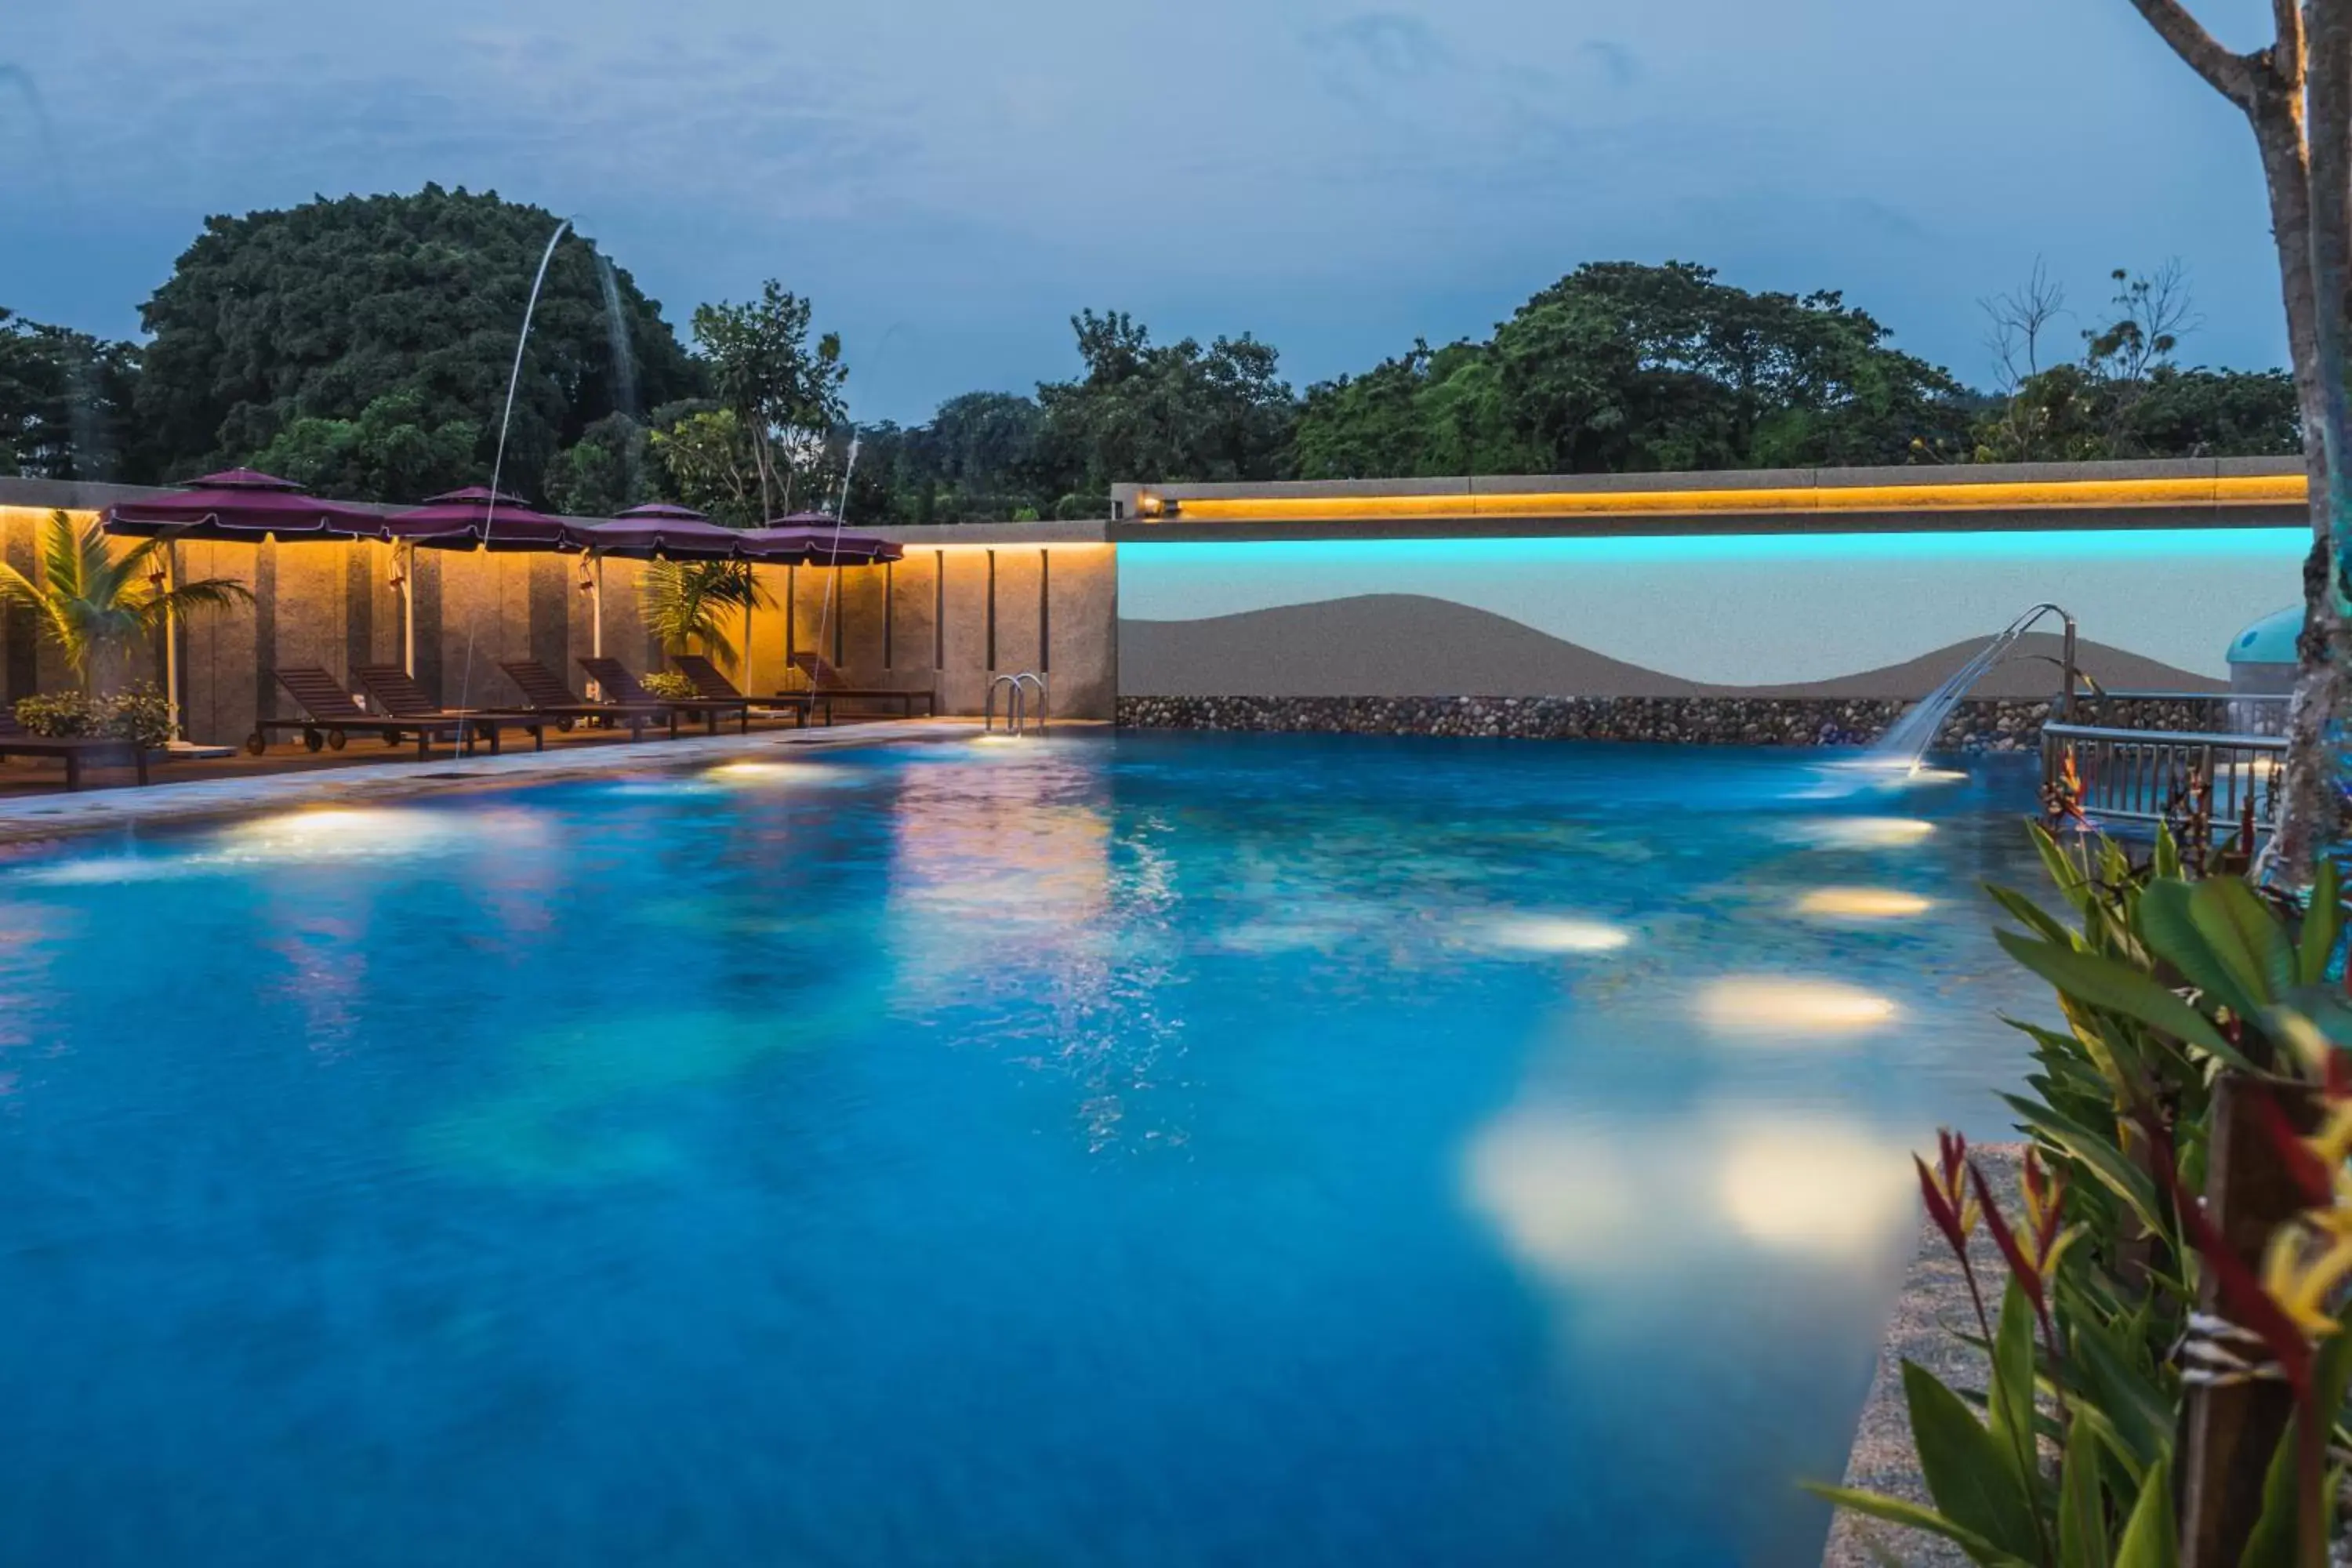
left=0, top=732, right=2050, bottom=1566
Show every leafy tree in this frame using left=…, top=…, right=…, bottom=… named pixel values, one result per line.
left=1294, top=263, right=1969, bottom=477
left=1294, top=339, right=1536, bottom=478
left=2128, top=365, right=2300, bottom=456
left=1489, top=261, right=1971, bottom=472
left=246, top=388, right=477, bottom=501
left=648, top=406, right=764, bottom=525
left=1973, top=263, right=2299, bottom=461
left=2114, top=0, right=2352, bottom=873
left=689, top=281, right=846, bottom=517
left=135, top=185, right=699, bottom=501
left=543, top=412, right=655, bottom=517
left=0, top=310, right=147, bottom=482
left=1035, top=310, right=1295, bottom=507
left=0, top=510, right=251, bottom=693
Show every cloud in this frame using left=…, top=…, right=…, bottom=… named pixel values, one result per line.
left=0, top=0, right=2303, bottom=418
left=1313, top=11, right=1455, bottom=80
left=1581, top=38, right=1642, bottom=87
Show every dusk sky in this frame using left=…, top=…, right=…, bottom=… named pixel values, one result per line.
left=2, top=0, right=2292, bottom=423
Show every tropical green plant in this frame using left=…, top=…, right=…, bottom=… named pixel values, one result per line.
left=12, top=691, right=96, bottom=736
left=637, top=560, right=763, bottom=666
left=1813, top=827, right=2352, bottom=1567
left=97, top=684, right=174, bottom=750
left=20, top=685, right=176, bottom=747
left=0, top=510, right=253, bottom=693
left=637, top=670, right=698, bottom=701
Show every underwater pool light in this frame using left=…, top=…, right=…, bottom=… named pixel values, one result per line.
left=1795, top=817, right=1936, bottom=849
left=1794, top=887, right=1935, bottom=920
left=1481, top=915, right=1632, bottom=953
left=1695, top=977, right=1902, bottom=1037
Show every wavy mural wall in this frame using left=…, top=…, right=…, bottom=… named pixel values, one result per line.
left=1116, top=531, right=2307, bottom=699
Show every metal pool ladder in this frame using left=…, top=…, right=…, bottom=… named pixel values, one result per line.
left=985, top=673, right=1049, bottom=735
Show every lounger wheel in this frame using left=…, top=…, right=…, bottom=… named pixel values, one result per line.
left=557, top=717, right=575, bottom=733
left=245, top=731, right=267, bottom=756
left=326, top=728, right=347, bottom=751
left=303, top=728, right=325, bottom=753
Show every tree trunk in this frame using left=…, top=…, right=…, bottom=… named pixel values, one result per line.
left=2255, top=88, right=2346, bottom=879
left=2177, top=1074, right=2320, bottom=1566
left=2279, top=4, right=2352, bottom=881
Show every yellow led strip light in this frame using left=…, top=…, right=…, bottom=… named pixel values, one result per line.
left=1157, top=474, right=2305, bottom=523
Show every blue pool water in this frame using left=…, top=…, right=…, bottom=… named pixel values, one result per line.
left=0, top=733, right=2051, bottom=1566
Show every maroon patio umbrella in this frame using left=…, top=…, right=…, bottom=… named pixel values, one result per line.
left=565, top=503, right=753, bottom=673
left=383, top=487, right=575, bottom=553
left=739, top=512, right=902, bottom=566
left=101, top=470, right=385, bottom=743
left=103, top=469, right=383, bottom=541
left=574, top=502, right=748, bottom=561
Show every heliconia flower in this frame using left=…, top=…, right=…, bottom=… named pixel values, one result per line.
left=2262, top=1225, right=2352, bottom=1339
left=2248, top=1085, right=2338, bottom=1210
left=2274, top=1009, right=2338, bottom=1080
left=1971, top=1160, right=2053, bottom=1336
left=1936, top=1130, right=1978, bottom=1234
left=1916, top=1156, right=1969, bottom=1259
left=2310, top=1088, right=2352, bottom=1172
left=2018, top=1149, right=2080, bottom=1283
left=2054, top=752, right=2088, bottom=823
left=1915, top=1129, right=1979, bottom=1261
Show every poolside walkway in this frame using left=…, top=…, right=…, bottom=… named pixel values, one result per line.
left=0, top=717, right=995, bottom=844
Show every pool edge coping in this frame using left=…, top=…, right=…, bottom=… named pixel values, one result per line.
left=0, top=718, right=1069, bottom=846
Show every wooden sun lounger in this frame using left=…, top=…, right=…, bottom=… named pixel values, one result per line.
left=499, top=659, right=677, bottom=740
left=665, top=655, right=812, bottom=727
left=351, top=666, right=546, bottom=754
left=0, top=709, right=149, bottom=790
left=249, top=667, right=499, bottom=760
left=577, top=658, right=753, bottom=735
left=784, top=652, right=937, bottom=718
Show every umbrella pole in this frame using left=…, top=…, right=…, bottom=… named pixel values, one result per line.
left=590, top=555, right=605, bottom=699
left=400, top=543, right=417, bottom=677
left=163, top=543, right=183, bottom=742
left=742, top=579, right=754, bottom=689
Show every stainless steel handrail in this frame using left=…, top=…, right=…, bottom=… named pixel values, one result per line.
left=1012, top=672, right=1048, bottom=731
left=2090, top=691, right=2291, bottom=705
left=2041, top=720, right=2285, bottom=835
left=985, top=673, right=1024, bottom=734
left=2042, top=722, right=2290, bottom=750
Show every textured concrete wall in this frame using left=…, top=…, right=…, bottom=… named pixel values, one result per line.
left=0, top=510, right=1121, bottom=738
left=1117, top=693, right=2065, bottom=750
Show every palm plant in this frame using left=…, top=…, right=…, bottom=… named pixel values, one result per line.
left=638, top=560, right=765, bottom=666
left=0, top=510, right=253, bottom=693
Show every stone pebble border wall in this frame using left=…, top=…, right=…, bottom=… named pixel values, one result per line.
left=1116, top=694, right=2263, bottom=751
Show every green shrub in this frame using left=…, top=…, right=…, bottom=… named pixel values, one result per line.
left=640, top=670, right=699, bottom=700
left=98, top=684, right=173, bottom=750
left=13, top=691, right=98, bottom=736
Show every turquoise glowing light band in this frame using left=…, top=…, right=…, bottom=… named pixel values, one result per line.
left=1118, top=527, right=2309, bottom=572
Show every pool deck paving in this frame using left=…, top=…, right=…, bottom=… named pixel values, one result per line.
left=0, top=716, right=1007, bottom=845
left=1821, top=1143, right=2020, bottom=1568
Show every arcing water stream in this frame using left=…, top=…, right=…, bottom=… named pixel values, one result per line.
left=1860, top=602, right=2076, bottom=775
left=451, top=216, right=573, bottom=713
